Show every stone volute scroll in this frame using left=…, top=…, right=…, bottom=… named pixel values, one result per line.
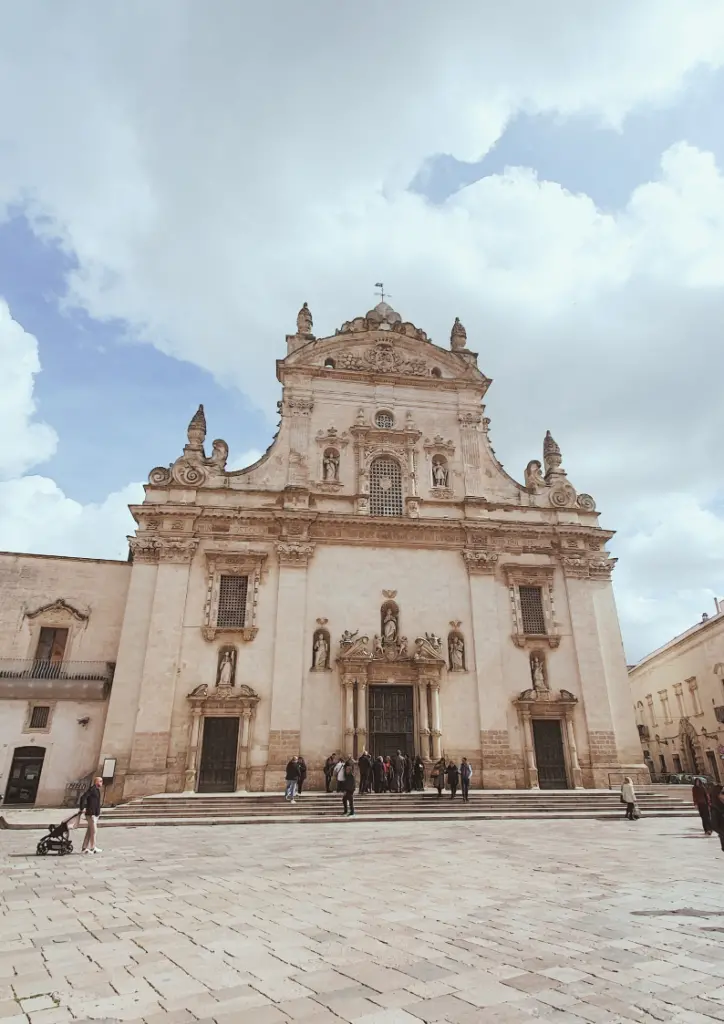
left=522, top=430, right=596, bottom=512
left=148, top=404, right=230, bottom=489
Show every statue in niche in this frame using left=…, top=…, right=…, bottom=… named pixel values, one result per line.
left=217, top=648, right=236, bottom=688
left=449, top=634, right=465, bottom=671
left=524, top=460, right=546, bottom=493
left=432, top=458, right=448, bottom=488
left=323, top=449, right=340, bottom=481
left=383, top=607, right=398, bottom=643
left=312, top=630, right=330, bottom=670
left=530, top=653, right=549, bottom=692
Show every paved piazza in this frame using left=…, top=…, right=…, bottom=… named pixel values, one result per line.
left=2, top=819, right=724, bottom=1024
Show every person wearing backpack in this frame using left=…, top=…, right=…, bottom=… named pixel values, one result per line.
left=341, top=759, right=357, bottom=817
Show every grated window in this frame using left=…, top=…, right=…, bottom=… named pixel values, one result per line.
left=217, top=574, right=248, bottom=628
left=519, top=586, right=546, bottom=634
left=369, top=457, right=403, bottom=517
left=30, top=705, right=50, bottom=729
left=375, top=410, right=394, bottom=429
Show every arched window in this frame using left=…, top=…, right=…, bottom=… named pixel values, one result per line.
left=375, top=410, right=394, bottom=429
left=369, top=457, right=403, bottom=516
left=323, top=357, right=336, bottom=369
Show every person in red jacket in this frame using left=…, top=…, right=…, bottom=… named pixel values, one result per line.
left=692, top=778, right=712, bottom=835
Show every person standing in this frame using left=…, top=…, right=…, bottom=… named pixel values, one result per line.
left=412, top=755, right=425, bottom=791
left=709, top=784, right=724, bottom=852
left=392, top=751, right=405, bottom=793
left=285, top=756, right=300, bottom=803
left=333, top=756, right=347, bottom=793
left=446, top=760, right=459, bottom=800
left=372, top=756, right=385, bottom=794
left=460, top=757, right=472, bottom=802
left=297, top=756, right=307, bottom=796
left=621, top=776, right=638, bottom=820
left=358, top=750, right=372, bottom=795
left=324, top=753, right=337, bottom=793
left=692, top=778, right=712, bottom=835
left=341, top=759, right=356, bottom=817
left=403, top=754, right=412, bottom=793
left=432, top=758, right=446, bottom=798
left=80, top=777, right=103, bottom=854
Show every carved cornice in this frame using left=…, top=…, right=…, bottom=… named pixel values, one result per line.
left=315, top=428, right=349, bottom=449
left=285, top=396, right=314, bottom=416
left=561, top=554, right=617, bottom=579
left=462, top=550, right=499, bottom=575
left=201, top=626, right=258, bottom=643
left=458, top=412, right=483, bottom=428
left=187, top=682, right=260, bottom=712
left=157, top=538, right=199, bottom=563
left=24, top=599, right=89, bottom=623
left=502, top=563, right=555, bottom=586
left=205, top=550, right=269, bottom=573
left=129, top=537, right=160, bottom=564
left=423, top=435, right=456, bottom=456
left=277, top=542, right=315, bottom=567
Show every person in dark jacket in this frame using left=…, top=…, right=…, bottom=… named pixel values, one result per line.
left=392, top=751, right=405, bottom=793
left=341, top=759, right=357, bottom=817
left=285, top=756, right=300, bottom=803
left=372, top=756, right=386, bottom=793
left=460, top=757, right=473, bottom=802
left=432, top=758, right=446, bottom=797
left=80, top=777, right=103, bottom=854
left=358, top=751, right=372, bottom=795
left=709, top=784, right=724, bottom=852
left=446, top=761, right=459, bottom=799
left=412, top=755, right=425, bottom=791
left=324, top=753, right=337, bottom=793
left=403, top=754, right=412, bottom=793
left=692, top=778, right=712, bottom=835
left=297, top=756, right=308, bottom=796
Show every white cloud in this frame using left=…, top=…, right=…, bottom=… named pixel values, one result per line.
left=1, top=4, right=724, bottom=659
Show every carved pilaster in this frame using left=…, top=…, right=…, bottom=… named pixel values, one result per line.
left=461, top=550, right=499, bottom=575
left=128, top=536, right=160, bottom=565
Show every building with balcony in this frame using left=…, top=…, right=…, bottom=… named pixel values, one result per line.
left=629, top=601, right=724, bottom=782
left=1, top=301, right=645, bottom=805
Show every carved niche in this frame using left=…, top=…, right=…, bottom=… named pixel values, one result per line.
left=529, top=650, right=549, bottom=693
left=216, top=646, right=237, bottom=688
left=311, top=628, right=331, bottom=671
left=448, top=630, right=466, bottom=672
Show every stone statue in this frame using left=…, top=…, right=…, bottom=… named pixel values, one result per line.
left=218, top=650, right=234, bottom=687
left=374, top=634, right=384, bottom=656
left=524, top=459, right=546, bottom=493
left=313, top=632, right=329, bottom=669
left=449, top=634, right=465, bottom=671
left=543, top=431, right=563, bottom=477
left=425, top=632, right=442, bottom=650
left=432, top=459, right=448, bottom=487
left=340, top=629, right=358, bottom=645
left=398, top=636, right=408, bottom=657
left=383, top=608, right=397, bottom=642
left=450, top=317, right=467, bottom=351
left=210, top=439, right=229, bottom=469
left=323, top=450, right=339, bottom=481
left=297, top=301, right=313, bottom=336
left=531, top=654, right=548, bottom=691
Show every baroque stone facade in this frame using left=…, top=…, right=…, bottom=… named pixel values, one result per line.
left=0, top=300, right=646, bottom=804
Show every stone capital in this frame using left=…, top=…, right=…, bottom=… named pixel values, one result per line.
left=461, top=549, right=499, bottom=575
left=129, top=536, right=159, bottom=565
left=156, top=538, right=199, bottom=563
left=276, top=541, right=315, bottom=567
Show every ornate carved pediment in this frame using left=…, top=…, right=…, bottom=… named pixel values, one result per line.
left=187, top=682, right=260, bottom=712
left=515, top=688, right=578, bottom=706
left=24, top=599, right=89, bottom=622
left=337, top=633, right=373, bottom=661
left=337, top=342, right=429, bottom=377
left=413, top=634, right=446, bottom=663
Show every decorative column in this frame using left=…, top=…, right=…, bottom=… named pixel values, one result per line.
left=286, top=396, right=313, bottom=486
left=417, top=680, right=430, bottom=759
left=458, top=412, right=483, bottom=496
left=430, top=683, right=442, bottom=760
left=267, top=541, right=314, bottom=784
left=564, top=709, right=584, bottom=789
left=237, top=708, right=253, bottom=791
left=520, top=708, right=540, bottom=789
left=344, top=680, right=355, bottom=757
left=184, top=708, right=203, bottom=792
left=356, top=680, right=367, bottom=754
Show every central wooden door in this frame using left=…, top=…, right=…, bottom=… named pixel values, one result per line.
left=368, top=686, right=414, bottom=759
left=197, top=717, right=239, bottom=793
left=532, top=719, right=568, bottom=789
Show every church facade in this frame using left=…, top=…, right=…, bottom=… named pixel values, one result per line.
left=0, top=300, right=645, bottom=805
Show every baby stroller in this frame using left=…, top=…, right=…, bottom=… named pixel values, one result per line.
left=36, top=813, right=79, bottom=856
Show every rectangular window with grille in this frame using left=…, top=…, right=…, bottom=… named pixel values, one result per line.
left=29, top=705, right=50, bottom=729
left=519, top=586, right=546, bottom=634
left=216, top=574, right=248, bottom=628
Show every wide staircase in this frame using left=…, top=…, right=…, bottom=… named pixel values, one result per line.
left=101, top=787, right=696, bottom=827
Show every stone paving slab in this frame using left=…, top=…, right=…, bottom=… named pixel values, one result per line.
left=1, top=819, right=724, bottom=1023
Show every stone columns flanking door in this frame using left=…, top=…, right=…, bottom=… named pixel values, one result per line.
left=513, top=689, right=583, bottom=790
left=185, top=683, right=260, bottom=792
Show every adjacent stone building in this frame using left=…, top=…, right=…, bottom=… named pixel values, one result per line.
left=0, top=300, right=645, bottom=805
left=629, top=602, right=724, bottom=782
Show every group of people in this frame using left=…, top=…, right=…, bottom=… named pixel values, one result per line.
left=283, top=755, right=308, bottom=803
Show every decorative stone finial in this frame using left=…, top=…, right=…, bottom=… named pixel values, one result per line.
left=187, top=404, right=207, bottom=449
left=296, top=302, right=313, bottom=336
left=543, top=430, right=563, bottom=478
left=450, top=317, right=467, bottom=351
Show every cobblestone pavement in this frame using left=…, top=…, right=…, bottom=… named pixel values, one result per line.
left=2, top=818, right=724, bottom=1024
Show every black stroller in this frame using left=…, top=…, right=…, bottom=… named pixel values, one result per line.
left=36, top=812, right=79, bottom=856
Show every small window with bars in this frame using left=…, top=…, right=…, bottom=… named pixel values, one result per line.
left=216, top=574, right=248, bottom=628
left=369, top=457, right=403, bottom=516
left=519, top=586, right=546, bottom=635
left=375, top=410, right=394, bottom=429
left=29, top=705, right=50, bottom=730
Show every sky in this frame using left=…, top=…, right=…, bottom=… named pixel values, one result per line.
left=1, top=1, right=724, bottom=663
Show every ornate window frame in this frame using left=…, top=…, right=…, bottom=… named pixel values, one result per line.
left=502, top=564, right=560, bottom=649
left=22, top=599, right=89, bottom=662
left=314, top=428, right=348, bottom=492
left=202, top=550, right=267, bottom=642
left=351, top=417, right=421, bottom=517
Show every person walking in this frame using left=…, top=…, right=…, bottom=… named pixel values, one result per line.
left=460, top=757, right=472, bottom=802
left=709, top=784, right=724, bottom=852
left=285, top=756, right=300, bottom=803
left=446, top=760, right=459, bottom=800
left=692, top=778, right=712, bottom=835
left=621, top=776, right=638, bottom=820
left=80, top=776, right=103, bottom=854
left=324, top=753, right=337, bottom=793
left=341, top=759, right=357, bottom=817
left=297, top=756, right=307, bottom=796
left=432, top=758, right=446, bottom=798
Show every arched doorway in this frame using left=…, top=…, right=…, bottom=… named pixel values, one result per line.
left=4, top=746, right=46, bottom=805
left=679, top=718, right=703, bottom=774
